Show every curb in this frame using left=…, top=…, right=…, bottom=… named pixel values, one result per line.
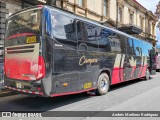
left=0, top=88, right=17, bottom=97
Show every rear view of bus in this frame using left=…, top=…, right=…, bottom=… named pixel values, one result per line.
left=4, top=7, right=46, bottom=96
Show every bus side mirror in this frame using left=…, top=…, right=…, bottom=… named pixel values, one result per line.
left=156, top=52, right=158, bottom=56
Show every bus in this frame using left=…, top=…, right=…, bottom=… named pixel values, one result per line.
left=155, top=47, right=160, bottom=71
left=4, top=5, right=156, bottom=97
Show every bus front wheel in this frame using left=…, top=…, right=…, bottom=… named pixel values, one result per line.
left=96, top=73, right=110, bottom=95
left=145, top=68, right=150, bottom=80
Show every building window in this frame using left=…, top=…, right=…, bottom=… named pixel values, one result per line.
left=77, top=0, right=84, bottom=7
left=103, top=0, right=108, bottom=16
left=118, top=7, right=123, bottom=23
left=129, top=13, right=134, bottom=25
left=129, top=9, right=134, bottom=25
left=152, top=23, right=155, bottom=35
left=148, top=21, right=151, bottom=34
left=56, top=0, right=63, bottom=8
left=140, top=16, right=144, bottom=30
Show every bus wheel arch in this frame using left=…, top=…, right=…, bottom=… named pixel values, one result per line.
left=96, top=70, right=111, bottom=95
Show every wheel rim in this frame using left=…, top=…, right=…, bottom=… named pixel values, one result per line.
left=100, top=77, right=108, bottom=91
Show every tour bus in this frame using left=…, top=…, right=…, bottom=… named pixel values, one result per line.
left=155, top=47, right=160, bottom=71
left=4, top=5, right=156, bottom=97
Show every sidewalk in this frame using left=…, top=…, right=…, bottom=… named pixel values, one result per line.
left=0, top=88, right=17, bottom=97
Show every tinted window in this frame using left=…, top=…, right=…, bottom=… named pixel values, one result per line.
left=126, top=38, right=134, bottom=55
left=77, top=21, right=98, bottom=52
left=108, top=33, right=122, bottom=53
left=117, top=34, right=126, bottom=53
left=77, top=21, right=87, bottom=41
left=109, top=38, right=121, bottom=53
left=142, top=41, right=152, bottom=56
left=5, top=8, right=41, bottom=47
left=98, top=28, right=111, bottom=52
left=148, top=43, right=152, bottom=54
left=51, top=11, right=77, bottom=49
left=133, top=39, right=142, bottom=56
left=86, top=23, right=98, bottom=51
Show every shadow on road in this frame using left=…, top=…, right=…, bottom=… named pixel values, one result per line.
left=110, top=78, right=145, bottom=91
left=2, top=92, right=91, bottom=111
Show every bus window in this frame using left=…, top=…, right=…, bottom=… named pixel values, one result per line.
left=98, top=28, right=111, bottom=52
left=133, top=39, right=141, bottom=56
left=77, top=21, right=98, bottom=52
left=5, top=8, right=41, bottom=47
left=51, top=11, right=77, bottom=49
left=85, top=23, right=98, bottom=51
left=77, top=21, right=87, bottom=41
left=126, top=38, right=134, bottom=55
left=117, top=34, right=126, bottom=54
left=148, top=43, right=152, bottom=55
left=142, top=42, right=149, bottom=56
left=108, top=33, right=126, bottom=53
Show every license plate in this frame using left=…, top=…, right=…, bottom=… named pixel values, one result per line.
left=83, top=82, right=92, bottom=89
left=16, top=82, right=23, bottom=88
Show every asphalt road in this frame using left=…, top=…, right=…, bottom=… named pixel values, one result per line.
left=1, top=72, right=160, bottom=120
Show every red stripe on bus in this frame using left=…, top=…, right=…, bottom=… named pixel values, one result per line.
left=6, top=33, right=36, bottom=40
left=138, top=66, right=142, bottom=78
left=51, top=88, right=96, bottom=97
left=141, top=66, right=147, bottom=77
left=120, top=68, right=124, bottom=82
left=130, top=66, right=136, bottom=78
left=111, top=67, right=123, bottom=85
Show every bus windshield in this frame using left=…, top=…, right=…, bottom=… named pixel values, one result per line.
left=5, top=8, right=41, bottom=46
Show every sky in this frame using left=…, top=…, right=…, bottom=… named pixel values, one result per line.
left=137, top=0, right=160, bottom=46
left=137, top=0, right=159, bottom=12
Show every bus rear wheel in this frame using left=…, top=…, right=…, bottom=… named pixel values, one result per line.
left=145, top=68, right=150, bottom=80
left=96, top=73, right=110, bottom=95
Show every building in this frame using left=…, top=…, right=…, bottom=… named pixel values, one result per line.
left=55, top=0, right=157, bottom=46
left=0, top=0, right=157, bottom=45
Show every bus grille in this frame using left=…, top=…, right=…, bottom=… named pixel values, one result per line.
left=6, top=45, right=34, bottom=54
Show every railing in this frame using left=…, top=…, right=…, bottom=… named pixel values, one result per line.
left=146, top=33, right=156, bottom=40
left=139, top=32, right=156, bottom=40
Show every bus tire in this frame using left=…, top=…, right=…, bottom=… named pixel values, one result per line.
left=145, top=68, right=150, bottom=80
left=96, top=73, right=110, bottom=95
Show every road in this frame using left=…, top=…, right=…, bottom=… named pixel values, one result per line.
left=1, top=72, right=160, bottom=120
